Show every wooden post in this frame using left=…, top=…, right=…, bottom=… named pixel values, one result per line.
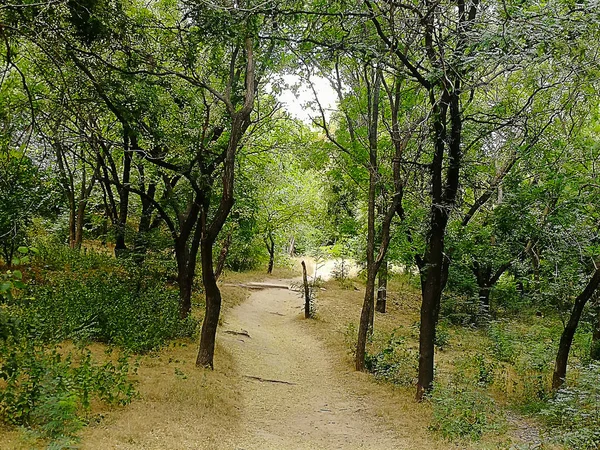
left=301, top=260, right=311, bottom=318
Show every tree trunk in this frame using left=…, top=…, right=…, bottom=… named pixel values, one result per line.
left=591, top=298, right=600, bottom=361
left=376, top=260, right=388, bottom=313
left=196, top=238, right=222, bottom=368
left=302, top=260, right=311, bottom=319
left=356, top=267, right=377, bottom=371
left=196, top=36, right=255, bottom=370
left=175, top=239, right=193, bottom=320
left=115, top=132, right=132, bottom=258
left=552, top=268, right=600, bottom=389
left=68, top=199, right=77, bottom=249
left=355, top=68, right=381, bottom=372
left=132, top=184, right=156, bottom=265
left=74, top=193, right=86, bottom=250
left=417, top=226, right=446, bottom=400
left=266, top=234, right=275, bottom=274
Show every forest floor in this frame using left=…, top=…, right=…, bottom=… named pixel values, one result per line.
left=73, top=277, right=443, bottom=449
left=3, top=262, right=536, bottom=449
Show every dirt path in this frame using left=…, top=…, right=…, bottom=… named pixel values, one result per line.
left=219, top=281, right=408, bottom=450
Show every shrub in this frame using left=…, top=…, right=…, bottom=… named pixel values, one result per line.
left=488, top=321, right=516, bottom=363
left=434, top=323, right=451, bottom=351
left=16, top=245, right=197, bottom=353
left=541, top=363, right=600, bottom=449
left=0, top=337, right=137, bottom=443
left=27, top=270, right=193, bottom=352
left=365, top=332, right=418, bottom=386
left=429, top=383, right=505, bottom=442
left=440, top=293, right=479, bottom=326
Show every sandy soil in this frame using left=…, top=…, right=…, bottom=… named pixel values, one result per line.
left=219, top=281, right=409, bottom=450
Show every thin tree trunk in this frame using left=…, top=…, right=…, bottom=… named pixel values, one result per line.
left=357, top=268, right=377, bottom=370
left=266, top=234, right=275, bottom=274
left=302, top=260, right=311, bottom=319
left=417, top=226, right=446, bottom=400
left=196, top=238, right=222, bottom=368
left=196, top=36, right=256, bottom=370
left=591, top=297, right=600, bottom=361
left=356, top=68, right=381, bottom=371
left=115, top=132, right=132, bottom=257
left=74, top=198, right=85, bottom=249
left=68, top=198, right=76, bottom=249
left=376, top=260, right=388, bottom=313
left=552, top=268, right=600, bottom=389
left=175, top=239, right=193, bottom=320
left=132, top=183, right=156, bottom=265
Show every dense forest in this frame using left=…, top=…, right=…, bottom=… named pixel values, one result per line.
left=2, top=0, right=600, bottom=449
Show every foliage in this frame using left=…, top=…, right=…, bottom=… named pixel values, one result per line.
left=22, top=246, right=197, bottom=352
left=0, top=336, right=137, bottom=443
left=365, top=332, right=418, bottom=386
left=429, top=383, right=505, bottom=443
left=541, top=363, right=600, bottom=449
left=0, top=267, right=138, bottom=445
left=0, top=152, right=48, bottom=266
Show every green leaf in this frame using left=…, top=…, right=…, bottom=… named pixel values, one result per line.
left=0, top=282, right=13, bottom=292
left=29, top=247, right=39, bottom=255
left=17, top=247, right=29, bottom=254
left=12, top=270, right=22, bottom=280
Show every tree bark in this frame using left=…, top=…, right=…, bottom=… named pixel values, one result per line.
left=302, top=260, right=311, bottom=319
left=266, top=233, right=275, bottom=274
left=552, top=268, right=600, bottom=389
left=417, top=223, right=446, bottom=400
left=114, top=131, right=133, bottom=257
left=197, top=36, right=256, bottom=369
left=356, top=68, right=381, bottom=371
left=196, top=238, right=222, bottom=368
left=591, top=298, right=600, bottom=361
left=175, top=238, right=193, bottom=320
left=376, top=260, right=388, bottom=313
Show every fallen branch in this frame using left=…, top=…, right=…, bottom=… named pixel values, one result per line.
left=224, top=330, right=251, bottom=338
left=243, top=375, right=297, bottom=385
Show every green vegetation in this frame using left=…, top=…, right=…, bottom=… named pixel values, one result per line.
left=2, top=0, right=600, bottom=448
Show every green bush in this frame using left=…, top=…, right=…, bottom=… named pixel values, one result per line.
left=365, top=332, right=418, bottom=386
left=541, top=363, right=600, bottom=449
left=0, top=336, right=137, bottom=443
left=440, top=293, right=479, bottom=326
left=488, top=321, right=517, bottom=363
left=16, top=245, right=197, bottom=353
left=27, top=270, right=193, bottom=352
left=429, top=383, right=505, bottom=442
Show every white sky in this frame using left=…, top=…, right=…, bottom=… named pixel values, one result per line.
left=276, top=74, right=338, bottom=124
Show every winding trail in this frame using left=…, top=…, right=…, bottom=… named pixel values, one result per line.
left=220, top=280, right=408, bottom=449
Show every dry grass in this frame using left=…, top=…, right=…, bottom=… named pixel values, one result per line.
left=78, top=340, right=241, bottom=450
left=2, top=267, right=534, bottom=449
left=306, top=274, right=533, bottom=449
left=303, top=277, right=450, bottom=449
left=1, top=274, right=256, bottom=450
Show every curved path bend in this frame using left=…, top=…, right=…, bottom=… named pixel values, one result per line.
left=221, top=282, right=408, bottom=450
